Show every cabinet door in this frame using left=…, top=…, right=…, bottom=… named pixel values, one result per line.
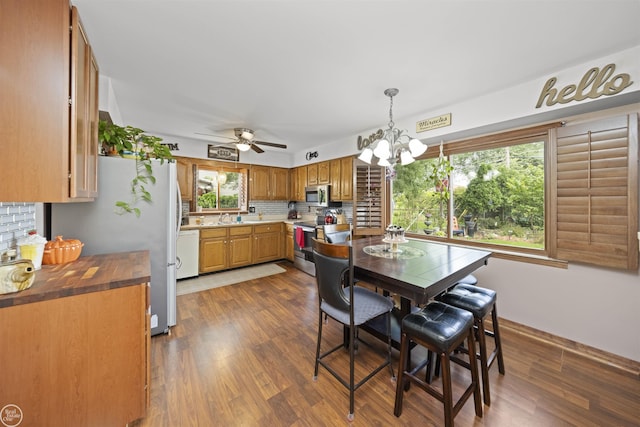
left=251, top=165, right=271, bottom=199
left=317, top=161, right=330, bottom=185
left=0, top=0, right=79, bottom=202
left=70, top=6, right=97, bottom=199
left=289, top=168, right=298, bottom=201
left=200, top=238, right=227, bottom=273
left=307, top=164, right=318, bottom=186
left=229, top=234, right=253, bottom=268
left=176, top=158, right=194, bottom=201
left=330, top=159, right=341, bottom=200
left=0, top=284, right=148, bottom=426
left=271, top=167, right=289, bottom=200
left=296, top=166, right=308, bottom=200
left=340, top=156, right=353, bottom=201
left=254, top=232, right=282, bottom=263
left=285, top=224, right=294, bottom=261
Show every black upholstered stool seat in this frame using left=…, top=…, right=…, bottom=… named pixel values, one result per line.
left=439, top=283, right=495, bottom=318
left=437, top=283, right=505, bottom=406
left=457, top=274, right=478, bottom=285
left=394, top=301, right=482, bottom=427
left=402, top=301, right=474, bottom=352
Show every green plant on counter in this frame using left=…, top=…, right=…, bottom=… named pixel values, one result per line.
left=98, top=120, right=173, bottom=217
left=197, top=192, right=217, bottom=209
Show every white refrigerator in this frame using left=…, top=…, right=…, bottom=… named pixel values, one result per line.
left=50, top=156, right=179, bottom=335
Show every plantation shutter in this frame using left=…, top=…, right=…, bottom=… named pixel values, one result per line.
left=552, top=113, right=638, bottom=270
left=353, top=161, right=386, bottom=236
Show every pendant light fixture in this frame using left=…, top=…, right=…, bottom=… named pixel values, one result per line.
left=358, top=88, right=427, bottom=168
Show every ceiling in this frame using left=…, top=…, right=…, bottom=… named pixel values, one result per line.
left=73, top=0, right=640, bottom=155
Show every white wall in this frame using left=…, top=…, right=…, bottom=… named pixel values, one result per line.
left=474, top=258, right=640, bottom=362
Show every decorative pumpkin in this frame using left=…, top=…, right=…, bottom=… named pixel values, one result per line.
left=42, top=236, right=84, bottom=265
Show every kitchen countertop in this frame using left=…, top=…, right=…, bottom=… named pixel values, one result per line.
left=181, top=218, right=303, bottom=230
left=0, top=250, right=150, bottom=308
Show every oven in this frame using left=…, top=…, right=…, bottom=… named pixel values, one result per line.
left=293, top=222, right=317, bottom=276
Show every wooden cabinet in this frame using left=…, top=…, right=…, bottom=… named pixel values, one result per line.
left=340, top=156, right=354, bottom=201
left=253, top=223, right=283, bottom=264
left=0, top=0, right=99, bottom=202
left=307, top=163, right=318, bottom=186
left=317, top=161, right=331, bottom=185
left=296, top=166, right=308, bottom=200
left=328, top=156, right=353, bottom=201
left=285, top=223, right=295, bottom=262
left=229, top=226, right=253, bottom=268
left=70, top=6, right=99, bottom=199
left=199, top=228, right=228, bottom=273
left=250, top=166, right=289, bottom=200
left=271, top=167, right=289, bottom=200
left=330, top=158, right=342, bottom=200
left=176, top=157, right=194, bottom=201
left=0, top=253, right=150, bottom=426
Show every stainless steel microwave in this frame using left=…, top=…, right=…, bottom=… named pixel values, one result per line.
left=305, top=185, right=330, bottom=207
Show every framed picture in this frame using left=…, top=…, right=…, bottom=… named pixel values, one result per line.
left=207, top=144, right=239, bottom=161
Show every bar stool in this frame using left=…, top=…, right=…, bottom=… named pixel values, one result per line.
left=437, top=283, right=505, bottom=405
left=394, top=301, right=482, bottom=427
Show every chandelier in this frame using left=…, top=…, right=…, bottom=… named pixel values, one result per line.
left=358, top=88, right=427, bottom=168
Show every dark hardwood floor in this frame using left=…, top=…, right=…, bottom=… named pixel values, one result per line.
left=132, top=262, right=640, bottom=426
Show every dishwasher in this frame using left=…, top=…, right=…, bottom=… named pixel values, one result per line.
left=177, top=229, right=199, bottom=279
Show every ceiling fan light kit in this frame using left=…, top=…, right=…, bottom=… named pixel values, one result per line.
left=358, top=88, right=427, bottom=169
left=195, top=128, right=287, bottom=154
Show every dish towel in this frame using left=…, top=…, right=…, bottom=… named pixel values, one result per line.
left=295, top=227, right=305, bottom=249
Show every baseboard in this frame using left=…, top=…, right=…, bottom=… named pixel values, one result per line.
left=498, top=317, right=640, bottom=377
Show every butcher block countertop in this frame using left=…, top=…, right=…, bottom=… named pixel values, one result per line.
left=0, top=250, right=150, bottom=308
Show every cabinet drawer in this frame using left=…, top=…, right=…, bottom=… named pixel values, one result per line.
left=230, top=225, right=252, bottom=236
left=200, top=228, right=227, bottom=239
left=254, top=223, right=282, bottom=234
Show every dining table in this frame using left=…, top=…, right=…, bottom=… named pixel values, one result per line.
left=349, top=236, right=492, bottom=351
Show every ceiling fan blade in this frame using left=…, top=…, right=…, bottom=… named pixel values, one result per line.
left=195, top=132, right=237, bottom=141
left=253, top=140, right=287, bottom=149
left=250, top=143, right=264, bottom=153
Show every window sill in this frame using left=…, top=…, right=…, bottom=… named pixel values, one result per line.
left=410, top=234, right=568, bottom=269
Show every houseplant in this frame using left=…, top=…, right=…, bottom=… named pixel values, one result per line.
left=98, top=120, right=173, bottom=216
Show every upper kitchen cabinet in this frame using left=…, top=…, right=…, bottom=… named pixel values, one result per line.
left=250, top=166, right=289, bottom=200
left=317, top=161, right=330, bottom=185
left=176, top=157, right=194, bottom=201
left=0, top=1, right=99, bottom=202
left=329, top=156, right=354, bottom=201
left=290, top=166, right=307, bottom=201
left=307, top=163, right=318, bottom=186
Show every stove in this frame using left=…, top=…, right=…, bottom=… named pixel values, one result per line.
left=292, top=222, right=318, bottom=276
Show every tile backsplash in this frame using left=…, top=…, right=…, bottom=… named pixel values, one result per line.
left=0, top=202, right=37, bottom=252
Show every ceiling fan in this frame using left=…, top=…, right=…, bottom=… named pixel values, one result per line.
left=195, top=128, right=287, bottom=153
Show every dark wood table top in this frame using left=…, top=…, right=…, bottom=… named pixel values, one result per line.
left=352, top=237, right=491, bottom=305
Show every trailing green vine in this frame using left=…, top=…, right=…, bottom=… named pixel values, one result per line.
left=98, top=120, right=173, bottom=216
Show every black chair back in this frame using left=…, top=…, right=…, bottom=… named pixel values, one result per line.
left=312, top=238, right=351, bottom=312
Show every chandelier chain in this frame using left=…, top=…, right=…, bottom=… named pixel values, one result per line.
left=388, top=93, right=394, bottom=128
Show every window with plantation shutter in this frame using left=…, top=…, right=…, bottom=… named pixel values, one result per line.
left=552, top=114, right=638, bottom=270
left=353, top=161, right=386, bottom=236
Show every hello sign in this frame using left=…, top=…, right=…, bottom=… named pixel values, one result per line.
left=535, top=63, right=633, bottom=108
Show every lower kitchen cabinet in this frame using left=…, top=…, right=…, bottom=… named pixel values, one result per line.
left=229, top=226, right=253, bottom=268
left=253, top=223, right=284, bottom=264
left=285, top=223, right=294, bottom=261
left=199, top=228, right=228, bottom=273
left=0, top=252, right=150, bottom=427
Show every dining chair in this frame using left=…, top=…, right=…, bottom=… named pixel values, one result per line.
left=312, top=238, right=395, bottom=421
left=322, top=223, right=352, bottom=243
